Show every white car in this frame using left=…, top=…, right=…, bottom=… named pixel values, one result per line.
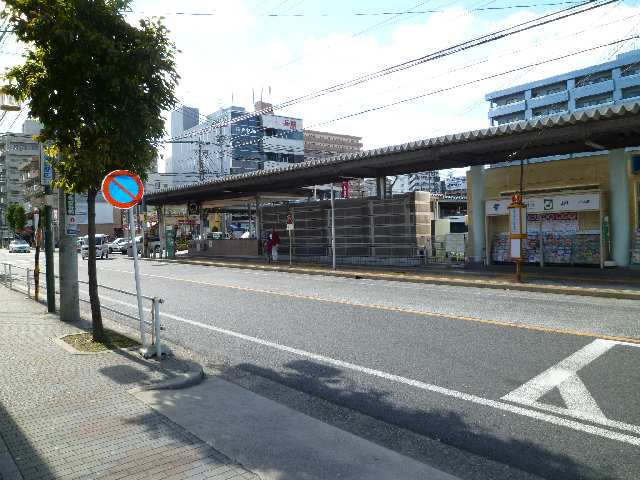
left=9, top=239, right=30, bottom=253
left=81, top=234, right=109, bottom=259
left=107, top=237, right=127, bottom=253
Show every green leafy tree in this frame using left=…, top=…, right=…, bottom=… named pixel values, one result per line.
left=6, top=203, right=26, bottom=234
left=2, top=0, right=178, bottom=340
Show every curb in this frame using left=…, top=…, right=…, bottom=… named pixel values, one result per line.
left=129, top=365, right=205, bottom=393
left=140, top=257, right=640, bottom=301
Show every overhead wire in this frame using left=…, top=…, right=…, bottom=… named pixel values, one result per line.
left=166, top=0, right=618, bottom=143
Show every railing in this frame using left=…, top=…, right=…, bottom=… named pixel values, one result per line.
left=0, top=261, right=165, bottom=359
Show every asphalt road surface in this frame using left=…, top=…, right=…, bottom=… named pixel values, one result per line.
left=3, top=250, right=639, bottom=480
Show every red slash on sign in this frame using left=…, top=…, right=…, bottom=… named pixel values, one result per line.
left=101, top=170, right=144, bottom=209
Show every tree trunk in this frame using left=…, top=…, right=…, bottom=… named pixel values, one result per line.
left=87, top=189, right=104, bottom=341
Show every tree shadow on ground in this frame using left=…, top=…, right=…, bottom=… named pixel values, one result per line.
left=228, top=358, right=620, bottom=480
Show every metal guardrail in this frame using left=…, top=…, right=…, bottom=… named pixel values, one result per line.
left=0, top=261, right=165, bottom=359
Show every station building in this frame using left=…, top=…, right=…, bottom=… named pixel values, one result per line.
left=469, top=50, right=640, bottom=268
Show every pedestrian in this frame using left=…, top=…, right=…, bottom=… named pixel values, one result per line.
left=270, top=228, right=280, bottom=262
left=264, top=233, right=273, bottom=263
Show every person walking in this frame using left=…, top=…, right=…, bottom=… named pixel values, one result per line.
left=270, top=228, right=281, bottom=262
left=264, top=232, right=273, bottom=263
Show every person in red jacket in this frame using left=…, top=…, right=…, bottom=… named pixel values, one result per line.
left=270, top=228, right=281, bottom=262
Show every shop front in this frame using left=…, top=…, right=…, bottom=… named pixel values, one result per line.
left=486, top=191, right=605, bottom=267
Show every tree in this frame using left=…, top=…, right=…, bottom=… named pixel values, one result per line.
left=6, top=203, right=26, bottom=234
left=2, top=0, right=178, bottom=340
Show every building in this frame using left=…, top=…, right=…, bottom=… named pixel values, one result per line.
left=0, top=126, right=41, bottom=240
left=303, top=129, right=364, bottom=197
left=409, top=171, right=442, bottom=194
left=168, top=106, right=200, bottom=173
left=168, top=103, right=304, bottom=176
left=303, top=130, right=363, bottom=161
left=486, top=50, right=640, bottom=126
left=466, top=50, right=640, bottom=268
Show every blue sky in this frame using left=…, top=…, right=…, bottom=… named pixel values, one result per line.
left=3, top=0, right=640, bottom=163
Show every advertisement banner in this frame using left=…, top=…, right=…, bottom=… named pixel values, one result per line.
left=487, top=193, right=599, bottom=216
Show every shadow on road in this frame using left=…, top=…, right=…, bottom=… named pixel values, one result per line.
left=226, top=358, right=617, bottom=480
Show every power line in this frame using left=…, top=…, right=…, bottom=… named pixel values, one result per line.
left=133, top=2, right=586, bottom=17
left=309, top=36, right=638, bottom=128
left=166, top=0, right=616, bottom=142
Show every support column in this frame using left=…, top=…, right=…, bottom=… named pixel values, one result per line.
left=376, top=176, right=386, bottom=199
left=608, top=149, right=631, bottom=267
left=158, top=206, right=166, bottom=259
left=330, top=183, right=336, bottom=270
left=470, top=165, right=486, bottom=265
left=255, top=196, right=262, bottom=251
left=58, top=191, right=79, bottom=322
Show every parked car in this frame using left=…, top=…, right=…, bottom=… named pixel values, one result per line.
left=107, top=237, right=127, bottom=253
left=9, top=239, right=30, bottom=253
left=119, top=235, right=142, bottom=255
left=81, top=234, right=109, bottom=259
left=76, top=237, right=86, bottom=252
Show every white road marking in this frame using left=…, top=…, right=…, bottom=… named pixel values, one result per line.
left=502, top=339, right=640, bottom=427
left=502, top=339, right=615, bottom=405
left=93, top=292, right=640, bottom=446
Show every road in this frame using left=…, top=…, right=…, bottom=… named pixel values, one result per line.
left=2, top=250, right=640, bottom=480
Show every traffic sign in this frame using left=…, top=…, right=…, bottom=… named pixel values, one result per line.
left=101, top=170, right=144, bottom=209
left=286, top=214, right=294, bottom=231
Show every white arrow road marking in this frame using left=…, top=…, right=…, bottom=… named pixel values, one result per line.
left=503, top=339, right=640, bottom=424
left=502, top=339, right=615, bottom=419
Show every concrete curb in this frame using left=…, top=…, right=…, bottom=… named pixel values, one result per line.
left=128, top=365, right=205, bottom=393
left=141, top=257, right=640, bottom=301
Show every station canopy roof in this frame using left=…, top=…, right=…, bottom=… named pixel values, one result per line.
left=146, top=101, right=640, bottom=206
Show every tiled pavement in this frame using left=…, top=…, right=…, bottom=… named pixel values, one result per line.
left=0, top=287, right=258, bottom=480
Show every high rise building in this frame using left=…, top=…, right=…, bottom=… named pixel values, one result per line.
left=166, top=103, right=304, bottom=176
left=168, top=106, right=200, bottom=173
left=486, top=49, right=640, bottom=126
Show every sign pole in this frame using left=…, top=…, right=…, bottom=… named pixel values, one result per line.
left=129, top=207, right=146, bottom=348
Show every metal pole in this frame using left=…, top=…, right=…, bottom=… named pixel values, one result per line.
left=330, top=183, right=336, bottom=270
left=27, top=268, right=31, bottom=298
left=129, top=207, right=147, bottom=348
left=289, top=229, right=292, bottom=266
left=44, top=192, right=55, bottom=312
left=8, top=264, right=12, bottom=290
left=154, top=297, right=162, bottom=360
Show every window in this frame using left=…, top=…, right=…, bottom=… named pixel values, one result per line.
left=622, top=86, right=640, bottom=100
left=531, top=82, right=566, bottom=98
left=575, top=71, right=611, bottom=87
left=493, top=112, right=525, bottom=125
left=8, top=142, right=38, bottom=152
left=532, top=102, right=568, bottom=118
left=491, top=93, right=525, bottom=108
left=576, top=93, right=613, bottom=109
left=621, top=63, right=640, bottom=77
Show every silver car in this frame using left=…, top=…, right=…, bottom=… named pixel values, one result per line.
left=9, top=239, right=30, bottom=253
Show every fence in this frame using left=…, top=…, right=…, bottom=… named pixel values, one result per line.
left=0, top=261, right=165, bottom=359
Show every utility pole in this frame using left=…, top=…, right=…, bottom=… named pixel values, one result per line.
left=44, top=184, right=55, bottom=312
left=58, top=189, right=79, bottom=322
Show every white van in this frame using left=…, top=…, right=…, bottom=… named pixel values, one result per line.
left=81, top=234, right=110, bottom=260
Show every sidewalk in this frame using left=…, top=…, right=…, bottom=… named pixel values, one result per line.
left=148, top=255, right=640, bottom=301
left=0, top=287, right=257, bottom=480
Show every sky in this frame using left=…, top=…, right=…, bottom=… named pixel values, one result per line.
left=2, top=0, right=640, bottom=173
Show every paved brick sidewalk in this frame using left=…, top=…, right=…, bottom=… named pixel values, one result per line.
left=0, top=287, right=258, bottom=480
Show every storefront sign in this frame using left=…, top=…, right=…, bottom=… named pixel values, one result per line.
left=486, top=193, right=599, bottom=216
left=527, top=212, right=578, bottom=233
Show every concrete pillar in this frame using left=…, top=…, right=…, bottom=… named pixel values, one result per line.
left=57, top=190, right=79, bottom=322
left=158, top=206, right=166, bottom=259
left=470, top=165, right=486, bottom=264
left=376, top=177, right=386, bottom=199
left=608, top=149, right=631, bottom=267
